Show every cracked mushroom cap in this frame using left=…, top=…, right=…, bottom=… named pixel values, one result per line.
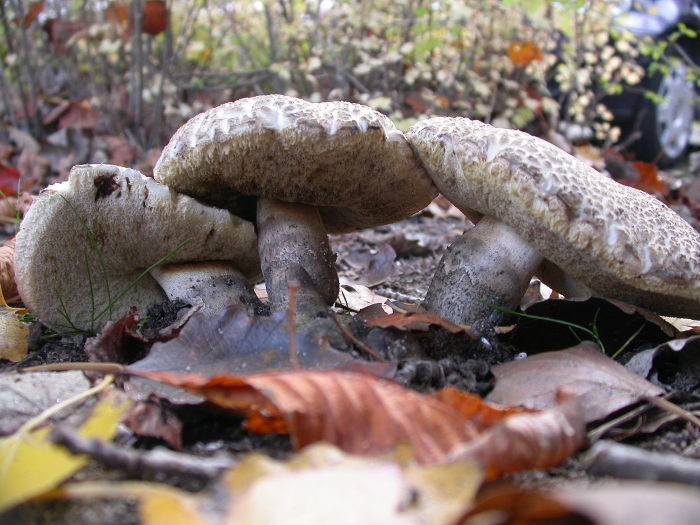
left=406, top=117, right=700, bottom=319
left=15, top=164, right=260, bottom=331
left=154, top=94, right=437, bottom=233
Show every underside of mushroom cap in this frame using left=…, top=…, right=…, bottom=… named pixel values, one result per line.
left=154, top=95, right=437, bottom=233
left=14, top=164, right=260, bottom=331
left=406, top=117, right=700, bottom=319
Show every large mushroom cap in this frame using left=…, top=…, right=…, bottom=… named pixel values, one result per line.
left=15, top=164, right=260, bottom=331
left=154, top=94, right=437, bottom=233
left=406, top=117, right=700, bottom=319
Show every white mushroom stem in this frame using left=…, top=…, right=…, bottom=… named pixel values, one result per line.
left=256, top=198, right=339, bottom=315
left=422, top=215, right=544, bottom=327
left=150, top=262, right=263, bottom=317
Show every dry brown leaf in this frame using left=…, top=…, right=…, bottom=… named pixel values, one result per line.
left=129, top=368, right=587, bottom=476
left=366, top=310, right=475, bottom=336
left=0, top=237, right=19, bottom=303
left=449, top=389, right=585, bottom=480
left=487, top=342, right=664, bottom=422
left=130, top=369, right=478, bottom=465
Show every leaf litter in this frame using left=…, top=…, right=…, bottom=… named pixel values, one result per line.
left=5, top=202, right=700, bottom=523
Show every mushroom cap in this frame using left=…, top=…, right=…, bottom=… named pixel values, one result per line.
left=15, top=164, right=260, bottom=331
left=406, top=117, right=700, bottom=318
left=154, top=95, right=437, bottom=233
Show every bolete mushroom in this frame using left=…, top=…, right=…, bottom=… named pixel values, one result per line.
left=154, top=95, right=437, bottom=316
left=405, top=117, right=700, bottom=327
left=14, top=164, right=261, bottom=332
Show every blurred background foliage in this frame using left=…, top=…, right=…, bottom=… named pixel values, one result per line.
left=0, top=0, right=656, bottom=153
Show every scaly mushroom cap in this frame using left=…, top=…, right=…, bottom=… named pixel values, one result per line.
left=15, top=164, right=260, bottom=331
left=154, top=94, right=437, bottom=233
left=406, top=117, right=700, bottom=319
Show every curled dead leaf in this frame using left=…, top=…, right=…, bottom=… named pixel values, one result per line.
left=129, top=368, right=587, bottom=476
left=0, top=237, right=19, bottom=303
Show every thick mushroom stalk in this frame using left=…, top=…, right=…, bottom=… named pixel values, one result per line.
left=150, top=261, right=264, bottom=317
left=257, top=198, right=338, bottom=316
left=422, top=216, right=544, bottom=327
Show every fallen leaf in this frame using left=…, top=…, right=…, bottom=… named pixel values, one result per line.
left=57, top=101, right=100, bottom=130
left=125, top=306, right=391, bottom=403
left=337, top=282, right=391, bottom=312
left=487, top=342, right=664, bottom=422
left=225, top=443, right=482, bottom=525
left=0, top=237, right=19, bottom=303
left=0, top=388, right=130, bottom=512
left=0, top=160, right=21, bottom=197
left=128, top=368, right=586, bottom=475
left=367, top=310, right=474, bottom=335
left=630, top=161, right=667, bottom=197
left=463, top=483, right=592, bottom=524
left=0, top=371, right=91, bottom=436
left=449, top=389, right=585, bottom=480
left=344, top=243, right=398, bottom=286
left=625, top=335, right=700, bottom=391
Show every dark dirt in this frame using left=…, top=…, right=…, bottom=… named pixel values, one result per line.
left=2, top=205, right=700, bottom=524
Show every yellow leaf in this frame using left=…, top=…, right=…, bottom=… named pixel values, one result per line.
left=48, top=481, right=209, bottom=525
left=0, top=389, right=130, bottom=512
left=0, top=310, right=29, bottom=361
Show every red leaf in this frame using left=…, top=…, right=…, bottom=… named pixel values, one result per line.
left=0, top=161, right=21, bottom=197
left=142, top=0, right=167, bottom=36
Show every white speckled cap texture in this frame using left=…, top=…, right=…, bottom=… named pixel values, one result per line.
left=15, top=164, right=260, bottom=331
left=406, top=117, right=700, bottom=318
left=154, top=95, right=437, bottom=233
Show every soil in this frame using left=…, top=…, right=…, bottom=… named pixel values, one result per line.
left=2, top=199, right=700, bottom=524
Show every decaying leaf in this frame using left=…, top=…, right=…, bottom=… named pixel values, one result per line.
left=128, top=368, right=586, bottom=476
left=125, top=306, right=392, bottom=403
left=225, top=443, right=482, bottom=525
left=0, top=388, right=130, bottom=512
left=343, top=243, right=399, bottom=286
left=367, top=310, right=474, bottom=336
left=0, top=237, right=19, bottom=303
left=0, top=371, right=91, bottom=436
left=487, top=342, right=664, bottom=422
left=449, top=389, right=585, bottom=480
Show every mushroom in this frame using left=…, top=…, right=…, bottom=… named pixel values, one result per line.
left=405, top=117, right=700, bottom=327
left=154, top=95, right=437, bottom=316
left=14, top=164, right=261, bottom=332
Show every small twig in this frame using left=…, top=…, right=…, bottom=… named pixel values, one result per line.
left=584, top=440, right=700, bottom=486
left=645, top=394, right=700, bottom=430
left=52, top=428, right=232, bottom=481
left=330, top=311, right=385, bottom=362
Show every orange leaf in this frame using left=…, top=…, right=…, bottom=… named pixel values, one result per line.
left=630, top=161, right=667, bottom=197
left=507, top=41, right=543, bottom=67
left=131, top=369, right=480, bottom=464
left=366, top=311, right=474, bottom=335
left=106, top=1, right=129, bottom=35
left=449, top=389, right=585, bottom=480
left=130, top=369, right=586, bottom=475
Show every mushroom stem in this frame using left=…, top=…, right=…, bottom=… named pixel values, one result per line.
left=256, top=198, right=339, bottom=315
left=422, top=215, right=544, bottom=327
left=150, top=262, right=264, bottom=317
